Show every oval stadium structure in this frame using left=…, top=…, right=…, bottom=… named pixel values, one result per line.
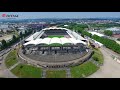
left=18, top=27, right=93, bottom=68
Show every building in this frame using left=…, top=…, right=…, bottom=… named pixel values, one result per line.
left=27, top=23, right=48, bottom=31
left=24, top=27, right=87, bottom=54
left=19, top=27, right=92, bottom=68
left=106, top=27, right=120, bottom=34
left=0, top=24, right=13, bottom=33
left=64, top=25, right=69, bottom=27
left=18, top=26, right=27, bottom=34
left=88, top=31, right=105, bottom=37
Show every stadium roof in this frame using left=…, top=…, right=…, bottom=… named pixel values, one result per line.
left=24, top=40, right=37, bottom=46
left=24, top=27, right=87, bottom=46
left=24, top=37, right=86, bottom=46
left=42, top=27, right=70, bottom=31
left=69, top=38, right=86, bottom=45
left=25, top=32, right=40, bottom=41
left=50, top=37, right=61, bottom=44
left=40, top=38, right=51, bottom=45
left=67, top=30, right=87, bottom=40
left=60, top=37, right=73, bottom=44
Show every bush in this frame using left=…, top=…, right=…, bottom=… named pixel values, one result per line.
left=93, top=56, right=99, bottom=61
left=104, top=30, right=113, bottom=36
left=92, top=48, right=104, bottom=64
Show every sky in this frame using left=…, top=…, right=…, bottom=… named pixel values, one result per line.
left=0, top=12, right=120, bottom=19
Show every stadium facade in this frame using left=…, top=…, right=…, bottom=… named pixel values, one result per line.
left=18, top=27, right=93, bottom=68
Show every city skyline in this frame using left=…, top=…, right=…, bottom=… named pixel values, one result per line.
left=0, top=12, right=120, bottom=19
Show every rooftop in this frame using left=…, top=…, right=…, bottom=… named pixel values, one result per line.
left=106, top=27, right=120, bottom=31
left=88, top=31, right=105, bottom=37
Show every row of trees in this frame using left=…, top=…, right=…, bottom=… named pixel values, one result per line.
left=90, top=23, right=120, bottom=28
left=0, top=30, right=32, bottom=50
left=66, top=23, right=92, bottom=38
left=104, top=30, right=113, bottom=36
left=65, top=23, right=120, bottom=54
left=92, top=35, right=120, bottom=54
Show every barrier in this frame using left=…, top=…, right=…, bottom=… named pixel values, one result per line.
left=18, top=48, right=93, bottom=68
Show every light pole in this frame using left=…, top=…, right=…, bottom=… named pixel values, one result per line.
left=20, top=38, right=22, bottom=48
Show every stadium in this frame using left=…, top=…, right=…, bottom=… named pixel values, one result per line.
left=18, top=27, right=93, bottom=68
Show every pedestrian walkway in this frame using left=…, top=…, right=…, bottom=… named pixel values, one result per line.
left=90, top=59, right=102, bottom=67
left=2, top=69, right=17, bottom=78
left=66, top=68, right=71, bottom=78
left=9, top=62, right=21, bottom=71
left=42, top=69, right=46, bottom=78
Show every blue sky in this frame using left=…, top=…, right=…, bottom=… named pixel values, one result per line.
left=0, top=12, right=120, bottom=19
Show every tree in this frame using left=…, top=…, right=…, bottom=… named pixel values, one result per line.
left=12, top=35, right=17, bottom=43
left=19, top=32, right=23, bottom=38
left=1, top=39, right=7, bottom=49
left=66, top=23, right=120, bottom=54
left=93, top=56, right=99, bottom=61
left=117, top=38, right=120, bottom=41
left=104, top=30, right=113, bottom=36
left=25, top=30, right=27, bottom=35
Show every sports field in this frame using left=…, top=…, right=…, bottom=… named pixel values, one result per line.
left=48, top=35, right=64, bottom=38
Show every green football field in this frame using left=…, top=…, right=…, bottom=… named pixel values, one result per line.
left=48, top=35, right=64, bottom=38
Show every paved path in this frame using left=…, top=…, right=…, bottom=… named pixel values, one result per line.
left=1, top=69, right=17, bottom=78
left=9, top=62, right=21, bottom=71
left=42, top=69, right=46, bottom=78
left=88, top=47, right=120, bottom=78
left=90, top=59, right=102, bottom=67
left=66, top=68, right=71, bottom=78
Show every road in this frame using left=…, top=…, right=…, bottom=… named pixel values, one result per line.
left=88, top=47, right=120, bottom=78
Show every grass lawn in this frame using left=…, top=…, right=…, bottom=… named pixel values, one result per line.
left=92, top=48, right=104, bottom=64
left=46, top=70, right=66, bottom=78
left=11, top=64, right=42, bottom=78
left=71, top=61, right=99, bottom=78
left=48, top=35, right=64, bottom=38
left=5, top=50, right=18, bottom=68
